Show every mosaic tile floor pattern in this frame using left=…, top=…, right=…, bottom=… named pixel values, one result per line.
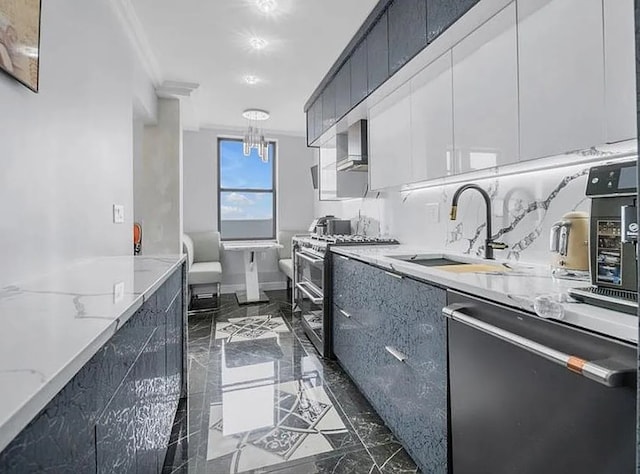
left=162, top=291, right=419, bottom=474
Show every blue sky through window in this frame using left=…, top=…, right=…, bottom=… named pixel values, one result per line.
left=220, top=140, right=273, bottom=189
left=220, top=191, right=273, bottom=220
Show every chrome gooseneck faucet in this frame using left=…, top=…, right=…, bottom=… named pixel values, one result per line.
left=449, top=184, right=508, bottom=260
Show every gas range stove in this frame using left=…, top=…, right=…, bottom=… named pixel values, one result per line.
left=295, top=234, right=400, bottom=256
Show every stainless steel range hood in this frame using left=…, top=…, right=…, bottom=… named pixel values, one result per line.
left=336, top=120, right=368, bottom=172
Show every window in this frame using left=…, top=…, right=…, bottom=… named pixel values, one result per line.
left=218, top=138, right=276, bottom=240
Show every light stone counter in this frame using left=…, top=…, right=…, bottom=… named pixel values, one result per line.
left=0, top=255, right=186, bottom=453
left=330, top=245, right=637, bottom=345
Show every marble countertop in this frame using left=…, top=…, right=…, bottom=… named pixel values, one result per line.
left=0, top=255, right=186, bottom=453
left=330, top=245, right=637, bottom=345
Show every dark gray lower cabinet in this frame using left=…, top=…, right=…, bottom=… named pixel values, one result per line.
left=332, top=254, right=447, bottom=473
left=0, top=265, right=185, bottom=474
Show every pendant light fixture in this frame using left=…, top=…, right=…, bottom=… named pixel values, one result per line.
left=242, top=109, right=270, bottom=162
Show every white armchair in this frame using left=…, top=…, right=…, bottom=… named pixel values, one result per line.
left=278, top=230, right=303, bottom=291
left=182, top=231, right=223, bottom=306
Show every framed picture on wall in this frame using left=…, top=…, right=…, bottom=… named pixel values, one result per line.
left=0, top=0, right=42, bottom=92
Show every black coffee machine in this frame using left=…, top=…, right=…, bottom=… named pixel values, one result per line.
left=569, top=160, right=638, bottom=314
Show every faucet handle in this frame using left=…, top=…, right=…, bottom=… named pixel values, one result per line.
left=488, top=241, right=508, bottom=250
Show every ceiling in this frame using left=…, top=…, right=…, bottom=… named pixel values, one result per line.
left=130, top=0, right=379, bottom=134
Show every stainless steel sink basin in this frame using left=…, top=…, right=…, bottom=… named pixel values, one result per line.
left=388, top=255, right=470, bottom=267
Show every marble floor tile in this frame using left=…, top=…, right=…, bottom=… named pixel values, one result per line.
left=163, top=290, right=416, bottom=474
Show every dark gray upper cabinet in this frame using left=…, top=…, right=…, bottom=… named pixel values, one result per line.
left=334, top=61, right=351, bottom=121
left=306, top=109, right=315, bottom=145
left=313, top=97, right=323, bottom=141
left=350, top=40, right=368, bottom=107
left=322, top=81, right=336, bottom=131
left=388, top=0, right=427, bottom=74
left=427, top=0, right=480, bottom=43
left=367, top=11, right=389, bottom=94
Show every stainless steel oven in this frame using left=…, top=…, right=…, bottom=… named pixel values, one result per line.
left=293, top=244, right=326, bottom=353
left=293, top=234, right=399, bottom=357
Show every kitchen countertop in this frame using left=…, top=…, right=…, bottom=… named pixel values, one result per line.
left=0, top=255, right=186, bottom=454
left=330, top=245, right=637, bottom=345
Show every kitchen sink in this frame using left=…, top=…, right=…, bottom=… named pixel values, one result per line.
left=387, top=255, right=508, bottom=273
left=387, top=255, right=470, bottom=267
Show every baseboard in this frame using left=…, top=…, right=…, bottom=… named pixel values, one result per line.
left=221, top=281, right=287, bottom=294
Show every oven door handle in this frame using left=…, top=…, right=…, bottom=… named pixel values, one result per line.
left=443, top=305, right=635, bottom=388
left=296, top=282, right=324, bottom=304
left=295, top=251, right=324, bottom=265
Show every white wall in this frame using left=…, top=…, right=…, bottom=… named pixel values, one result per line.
left=0, top=0, right=141, bottom=287
left=183, top=128, right=315, bottom=290
left=315, top=142, right=637, bottom=266
left=134, top=98, right=183, bottom=255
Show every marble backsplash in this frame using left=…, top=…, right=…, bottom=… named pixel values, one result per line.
left=314, top=141, right=637, bottom=266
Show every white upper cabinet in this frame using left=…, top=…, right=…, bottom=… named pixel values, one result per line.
left=410, top=51, right=454, bottom=182
left=518, top=0, right=605, bottom=161
left=452, top=3, right=519, bottom=172
left=369, top=83, right=412, bottom=190
left=603, top=0, right=637, bottom=143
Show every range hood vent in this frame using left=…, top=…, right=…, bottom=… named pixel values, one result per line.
left=336, top=120, right=368, bottom=172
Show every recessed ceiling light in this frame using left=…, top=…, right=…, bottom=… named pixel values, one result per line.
left=249, top=37, right=268, bottom=50
left=243, top=75, right=260, bottom=85
left=256, top=0, right=277, bottom=13
left=242, top=109, right=270, bottom=121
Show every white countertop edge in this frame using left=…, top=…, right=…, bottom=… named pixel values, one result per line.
left=329, top=246, right=638, bottom=345
left=0, top=255, right=186, bottom=454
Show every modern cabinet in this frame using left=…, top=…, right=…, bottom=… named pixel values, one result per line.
left=332, top=254, right=448, bottom=473
left=367, top=11, right=389, bottom=94
left=410, top=51, right=454, bottom=181
left=388, top=0, right=427, bottom=75
left=350, top=40, right=368, bottom=107
left=426, top=0, right=481, bottom=43
left=334, top=61, right=351, bottom=121
left=453, top=3, right=519, bottom=171
left=313, top=97, right=323, bottom=143
left=322, top=80, right=336, bottom=131
left=603, top=0, right=637, bottom=143
left=368, top=82, right=412, bottom=190
left=517, top=0, right=605, bottom=161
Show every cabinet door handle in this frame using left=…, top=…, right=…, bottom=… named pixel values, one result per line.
left=338, top=255, right=349, bottom=261
left=385, top=346, right=407, bottom=362
left=339, top=309, right=351, bottom=318
left=384, top=271, right=402, bottom=280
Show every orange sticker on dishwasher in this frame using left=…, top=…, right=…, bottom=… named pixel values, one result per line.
left=567, top=356, right=586, bottom=374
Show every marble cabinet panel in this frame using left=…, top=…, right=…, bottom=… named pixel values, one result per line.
left=388, top=0, right=427, bottom=74
left=332, top=255, right=448, bottom=473
left=334, top=61, right=351, bottom=121
left=0, top=265, right=185, bottom=474
left=367, top=11, right=390, bottom=94
left=427, top=0, right=481, bottom=43
left=350, top=40, right=368, bottom=107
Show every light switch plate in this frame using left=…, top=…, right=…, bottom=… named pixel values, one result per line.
left=425, top=203, right=440, bottom=223
left=113, top=282, right=125, bottom=303
left=113, top=204, right=125, bottom=224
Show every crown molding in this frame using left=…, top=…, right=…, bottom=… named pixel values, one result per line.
left=108, top=0, right=163, bottom=86
left=156, top=81, right=200, bottom=99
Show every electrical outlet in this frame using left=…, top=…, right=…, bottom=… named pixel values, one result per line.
left=425, top=203, right=440, bottom=223
left=113, top=282, right=125, bottom=303
left=113, top=204, right=125, bottom=224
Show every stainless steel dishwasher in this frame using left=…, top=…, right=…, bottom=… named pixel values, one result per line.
left=445, top=291, right=637, bottom=474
